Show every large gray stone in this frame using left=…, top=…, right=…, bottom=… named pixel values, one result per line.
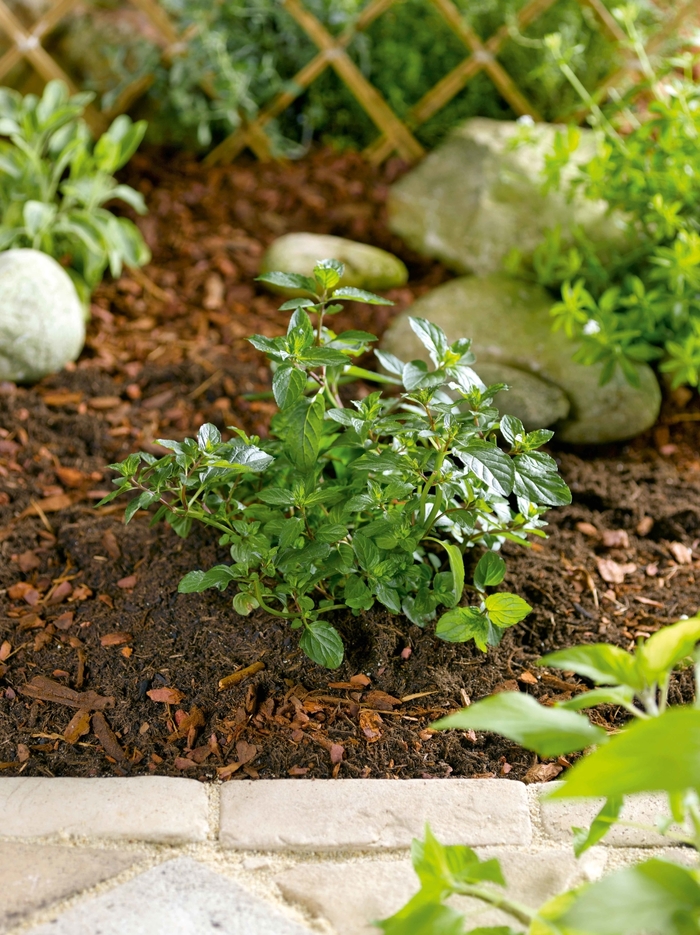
left=25, top=858, right=312, bottom=935
left=0, top=777, right=209, bottom=843
left=260, top=232, right=407, bottom=296
left=380, top=275, right=661, bottom=443
left=388, top=117, right=629, bottom=276
left=276, top=847, right=606, bottom=935
left=220, top=779, right=531, bottom=850
left=0, top=249, right=85, bottom=383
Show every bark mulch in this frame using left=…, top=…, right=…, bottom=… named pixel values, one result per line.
left=1, top=146, right=700, bottom=783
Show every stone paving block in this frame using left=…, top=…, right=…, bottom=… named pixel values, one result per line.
left=0, top=777, right=209, bottom=843
left=25, top=858, right=313, bottom=935
left=220, top=779, right=532, bottom=851
left=538, top=790, right=686, bottom=847
left=276, top=847, right=606, bottom=935
left=0, top=843, right=143, bottom=934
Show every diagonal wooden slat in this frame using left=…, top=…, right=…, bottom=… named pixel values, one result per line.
left=0, top=0, right=107, bottom=132
left=205, top=0, right=403, bottom=165
left=282, top=0, right=423, bottom=161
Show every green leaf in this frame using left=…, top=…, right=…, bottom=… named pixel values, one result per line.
left=499, top=414, right=525, bottom=445
left=287, top=307, right=315, bottom=346
left=23, top=200, right=56, bottom=236
left=442, top=541, right=465, bottom=604
left=513, top=456, right=572, bottom=506
left=473, top=552, right=506, bottom=590
left=457, top=440, right=515, bottom=497
left=409, top=317, right=448, bottom=366
left=344, top=575, right=374, bottom=610
left=556, top=685, right=637, bottom=711
left=414, top=826, right=505, bottom=891
left=278, top=298, right=317, bottom=311
left=433, top=692, right=607, bottom=758
left=197, top=423, right=221, bottom=450
left=572, top=796, right=623, bottom=857
left=539, top=644, right=641, bottom=689
left=553, top=859, right=700, bottom=935
left=272, top=364, right=307, bottom=409
left=299, top=620, right=344, bottom=669
left=331, top=286, right=393, bottom=305
left=256, top=270, right=318, bottom=294
left=178, top=565, right=234, bottom=593
left=258, top=487, right=296, bottom=506
left=314, top=258, right=343, bottom=290
left=637, top=616, right=700, bottom=684
left=435, top=606, right=490, bottom=649
left=376, top=896, right=466, bottom=935
left=352, top=532, right=380, bottom=571
left=284, top=395, right=325, bottom=472
left=219, top=443, right=273, bottom=473
left=551, top=706, right=700, bottom=799
left=300, top=347, right=349, bottom=367
left=484, top=593, right=531, bottom=628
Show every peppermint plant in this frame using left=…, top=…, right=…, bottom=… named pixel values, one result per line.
left=102, top=259, right=570, bottom=668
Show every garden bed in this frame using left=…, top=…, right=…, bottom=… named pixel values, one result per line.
left=1, top=146, right=699, bottom=782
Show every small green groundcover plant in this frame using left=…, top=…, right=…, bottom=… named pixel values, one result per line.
left=379, top=615, right=700, bottom=934
left=509, top=5, right=700, bottom=389
left=102, top=258, right=570, bottom=668
left=0, top=79, right=150, bottom=304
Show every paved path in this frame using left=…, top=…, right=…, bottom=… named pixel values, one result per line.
left=0, top=777, right=690, bottom=934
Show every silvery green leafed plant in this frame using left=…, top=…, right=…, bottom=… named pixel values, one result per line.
left=101, top=259, right=570, bottom=668
left=0, top=80, right=150, bottom=304
left=379, top=616, right=700, bottom=934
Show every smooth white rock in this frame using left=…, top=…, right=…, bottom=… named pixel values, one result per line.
left=0, top=249, right=85, bottom=383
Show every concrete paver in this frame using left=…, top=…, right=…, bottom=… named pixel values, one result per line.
left=0, top=777, right=209, bottom=843
left=0, top=842, right=143, bottom=934
left=275, top=847, right=607, bottom=935
left=24, top=858, right=313, bottom=935
left=220, top=778, right=532, bottom=850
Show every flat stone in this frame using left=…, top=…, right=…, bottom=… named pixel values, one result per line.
left=25, top=858, right=312, bottom=935
left=0, top=843, right=143, bottom=933
left=388, top=117, right=630, bottom=276
left=220, top=779, right=531, bottom=850
left=380, top=275, right=661, bottom=443
left=0, top=777, right=209, bottom=843
left=260, top=232, right=408, bottom=296
left=538, top=789, right=687, bottom=847
left=276, top=847, right=606, bottom=935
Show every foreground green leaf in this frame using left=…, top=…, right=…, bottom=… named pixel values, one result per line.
left=433, top=692, right=607, bottom=758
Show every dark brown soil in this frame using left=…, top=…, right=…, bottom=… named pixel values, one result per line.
left=1, top=146, right=699, bottom=783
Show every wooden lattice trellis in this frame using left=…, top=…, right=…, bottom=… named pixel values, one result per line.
left=0, top=0, right=695, bottom=162
left=0, top=0, right=183, bottom=134
left=203, top=0, right=698, bottom=166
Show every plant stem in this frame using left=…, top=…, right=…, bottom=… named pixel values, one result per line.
left=451, top=882, right=535, bottom=926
